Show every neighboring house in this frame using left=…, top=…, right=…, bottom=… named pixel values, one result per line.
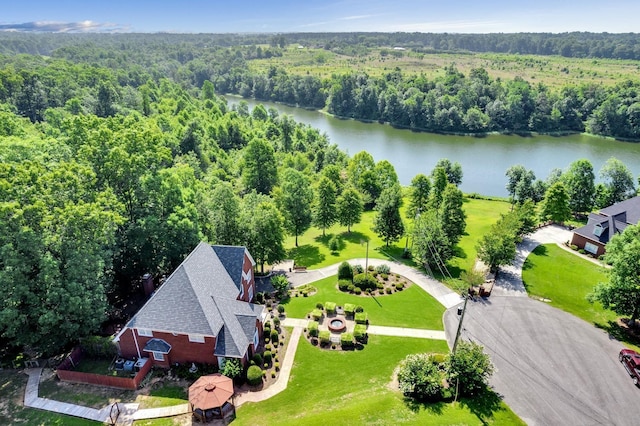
left=570, top=196, right=640, bottom=258
left=114, top=242, right=265, bottom=369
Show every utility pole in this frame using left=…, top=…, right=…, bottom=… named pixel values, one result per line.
left=452, top=294, right=469, bottom=353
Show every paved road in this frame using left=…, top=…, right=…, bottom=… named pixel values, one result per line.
left=444, top=225, right=640, bottom=426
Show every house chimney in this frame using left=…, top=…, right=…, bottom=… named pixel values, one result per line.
left=142, top=273, right=154, bottom=297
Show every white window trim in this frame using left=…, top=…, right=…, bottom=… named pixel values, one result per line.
left=239, top=283, right=245, bottom=299
left=248, top=285, right=254, bottom=302
left=138, top=328, right=153, bottom=337
left=584, top=242, right=599, bottom=255
left=152, top=351, right=164, bottom=361
left=253, top=328, right=259, bottom=348
left=188, top=334, right=205, bottom=343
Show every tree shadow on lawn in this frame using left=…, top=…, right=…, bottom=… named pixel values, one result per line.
left=338, top=230, right=368, bottom=245
left=521, top=245, right=547, bottom=272
left=595, top=319, right=640, bottom=347
left=458, top=387, right=505, bottom=425
left=287, top=244, right=325, bottom=267
left=403, top=397, right=446, bottom=416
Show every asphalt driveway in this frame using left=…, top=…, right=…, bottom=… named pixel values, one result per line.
left=444, top=226, right=640, bottom=425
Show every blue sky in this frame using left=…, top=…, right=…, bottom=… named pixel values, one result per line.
left=1, top=0, right=638, bottom=33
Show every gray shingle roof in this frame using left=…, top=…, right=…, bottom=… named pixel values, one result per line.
left=572, top=196, right=640, bottom=245
left=124, top=242, right=260, bottom=358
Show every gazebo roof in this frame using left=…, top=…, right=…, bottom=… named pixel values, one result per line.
left=189, top=373, right=234, bottom=410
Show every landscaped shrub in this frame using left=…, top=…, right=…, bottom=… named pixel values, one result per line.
left=344, top=303, right=356, bottom=316
left=255, top=292, right=265, bottom=304
left=263, top=351, right=272, bottom=363
left=367, top=265, right=375, bottom=272
left=375, top=264, right=391, bottom=275
left=308, top=320, right=319, bottom=337
left=271, top=274, right=290, bottom=298
left=352, top=264, right=364, bottom=274
left=311, top=308, right=323, bottom=321
left=319, top=330, right=331, bottom=345
left=246, top=365, right=263, bottom=386
left=353, top=273, right=377, bottom=291
left=347, top=284, right=355, bottom=292
left=221, top=358, right=242, bottom=380
left=316, top=302, right=324, bottom=310
left=275, top=362, right=280, bottom=372
left=385, top=287, right=393, bottom=294
left=270, top=329, right=279, bottom=343
left=265, top=344, right=272, bottom=352
left=273, top=316, right=281, bottom=328
left=341, top=332, right=354, bottom=349
left=354, top=324, right=368, bottom=343
left=80, top=336, right=117, bottom=358
left=329, top=235, right=340, bottom=252
left=252, top=353, right=263, bottom=366
left=338, top=280, right=351, bottom=291
left=355, top=305, right=364, bottom=313
left=325, top=301, right=336, bottom=314
left=397, top=353, right=445, bottom=401
left=570, top=244, right=578, bottom=251
left=355, top=312, right=367, bottom=324
left=395, top=282, right=405, bottom=291
left=271, top=371, right=276, bottom=378
left=353, top=286, right=362, bottom=294
left=338, top=261, right=353, bottom=280
left=578, top=249, right=586, bottom=254
left=376, top=282, right=384, bottom=290
left=446, top=341, right=494, bottom=396
left=277, top=305, right=285, bottom=314
left=380, top=274, right=389, bottom=281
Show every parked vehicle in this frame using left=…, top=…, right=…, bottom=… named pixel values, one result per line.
left=619, top=349, right=640, bottom=386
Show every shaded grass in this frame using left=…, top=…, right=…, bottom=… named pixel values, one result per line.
left=235, top=334, right=522, bottom=425
left=38, top=374, right=135, bottom=409
left=0, top=370, right=100, bottom=425
left=522, top=244, right=614, bottom=325
left=282, top=275, right=445, bottom=330
left=136, top=385, right=188, bottom=409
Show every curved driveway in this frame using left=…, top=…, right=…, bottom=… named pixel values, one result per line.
left=444, top=225, right=640, bottom=426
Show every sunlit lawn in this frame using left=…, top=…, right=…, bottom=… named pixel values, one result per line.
left=235, top=333, right=523, bottom=425
left=282, top=275, right=445, bottom=330
left=522, top=244, right=614, bottom=325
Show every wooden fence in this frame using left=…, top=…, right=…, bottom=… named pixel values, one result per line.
left=56, top=348, right=153, bottom=390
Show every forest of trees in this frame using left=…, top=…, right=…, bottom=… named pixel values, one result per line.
left=1, top=32, right=640, bottom=139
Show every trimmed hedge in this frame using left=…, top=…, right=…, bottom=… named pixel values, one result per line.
left=252, top=353, right=263, bottom=366
left=355, top=312, right=368, bottom=324
left=308, top=320, right=319, bottom=337
left=263, top=350, right=272, bottom=363
left=270, top=329, right=279, bottom=343
left=354, top=324, right=368, bottom=343
left=344, top=303, right=356, bottom=316
left=341, top=332, right=354, bottom=349
left=247, top=365, right=263, bottom=386
left=338, top=280, right=351, bottom=291
left=338, top=261, right=353, bottom=280
left=353, top=273, right=378, bottom=291
left=311, top=308, right=323, bottom=321
left=325, top=301, right=336, bottom=314
left=319, top=330, right=331, bottom=345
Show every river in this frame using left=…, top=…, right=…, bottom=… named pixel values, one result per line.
left=226, top=97, right=640, bottom=197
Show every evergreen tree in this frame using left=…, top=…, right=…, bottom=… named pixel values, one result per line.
left=373, top=184, right=405, bottom=247
left=313, top=176, right=337, bottom=236
left=279, top=168, right=313, bottom=247
left=336, top=185, right=363, bottom=232
left=439, top=184, right=466, bottom=245
left=539, top=182, right=571, bottom=223
left=407, top=174, right=431, bottom=219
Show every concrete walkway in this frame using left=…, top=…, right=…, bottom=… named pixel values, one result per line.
left=492, top=224, right=573, bottom=297
left=234, top=326, right=303, bottom=407
left=281, top=257, right=461, bottom=309
left=23, top=368, right=189, bottom=425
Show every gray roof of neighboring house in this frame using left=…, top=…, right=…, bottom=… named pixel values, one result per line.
left=123, top=242, right=259, bottom=358
left=572, top=196, right=639, bottom=245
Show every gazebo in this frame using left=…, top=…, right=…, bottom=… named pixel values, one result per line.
left=189, top=373, right=236, bottom=423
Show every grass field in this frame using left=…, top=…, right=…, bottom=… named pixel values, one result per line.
left=235, top=333, right=523, bottom=425
left=249, top=46, right=640, bottom=90
left=282, top=275, right=445, bottom=330
left=522, top=244, right=613, bottom=325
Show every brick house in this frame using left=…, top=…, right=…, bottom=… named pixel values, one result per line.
left=570, top=196, right=640, bottom=258
left=114, top=242, right=265, bottom=368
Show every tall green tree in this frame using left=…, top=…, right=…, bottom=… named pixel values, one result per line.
left=439, top=184, right=466, bottom=245
left=373, top=184, right=405, bottom=247
left=432, top=158, right=463, bottom=186
left=374, top=160, right=400, bottom=193
left=242, top=196, right=286, bottom=274
left=430, top=166, right=448, bottom=208
left=505, top=165, right=536, bottom=205
left=564, top=159, right=595, bottom=216
left=412, top=209, right=453, bottom=270
left=312, top=176, right=337, bottom=236
left=599, top=157, right=636, bottom=206
left=539, top=182, right=571, bottom=224
left=207, top=182, right=241, bottom=245
left=589, top=224, right=640, bottom=324
left=279, top=168, right=313, bottom=247
left=407, top=174, right=431, bottom=219
left=336, top=185, right=363, bottom=232
left=446, top=341, right=495, bottom=396
left=347, top=151, right=379, bottom=208
left=242, top=138, right=278, bottom=195
left=476, top=221, right=517, bottom=274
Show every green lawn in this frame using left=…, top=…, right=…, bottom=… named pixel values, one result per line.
left=522, top=244, right=614, bottom=326
left=284, top=197, right=511, bottom=280
left=235, top=333, right=523, bottom=425
left=282, top=275, right=445, bottom=330
left=136, top=385, right=188, bottom=409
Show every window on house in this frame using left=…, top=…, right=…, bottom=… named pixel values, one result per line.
left=138, top=329, right=153, bottom=337
left=253, top=328, right=259, bottom=348
left=239, top=283, right=245, bottom=299
left=152, top=351, right=164, bottom=361
left=584, top=242, right=599, bottom=254
left=593, top=225, right=603, bottom=237
left=188, top=334, right=205, bottom=343
left=248, top=285, right=254, bottom=302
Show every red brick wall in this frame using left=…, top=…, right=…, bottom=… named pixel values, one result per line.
left=118, top=328, right=218, bottom=366
left=570, top=233, right=606, bottom=257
